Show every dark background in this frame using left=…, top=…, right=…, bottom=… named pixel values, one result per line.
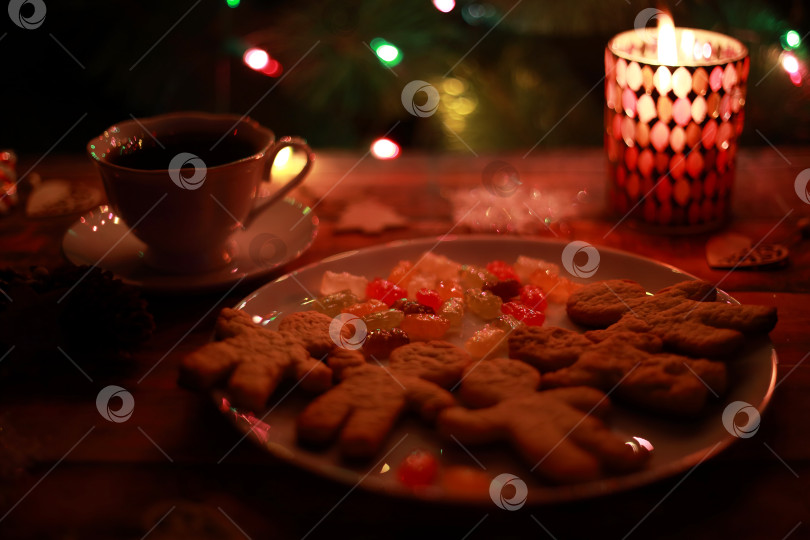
left=1, top=0, right=807, bottom=155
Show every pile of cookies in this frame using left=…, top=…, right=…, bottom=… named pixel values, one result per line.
left=180, top=276, right=777, bottom=486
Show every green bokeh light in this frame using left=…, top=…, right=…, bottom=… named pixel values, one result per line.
left=370, top=37, right=402, bottom=67
left=782, top=30, right=802, bottom=49
left=226, top=0, right=240, bottom=8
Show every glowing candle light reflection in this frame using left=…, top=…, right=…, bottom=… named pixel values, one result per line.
left=657, top=13, right=677, bottom=65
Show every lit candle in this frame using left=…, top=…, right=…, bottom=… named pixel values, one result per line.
left=605, top=14, right=748, bottom=230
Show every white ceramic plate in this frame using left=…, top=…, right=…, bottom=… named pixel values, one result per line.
left=222, top=236, right=776, bottom=504
left=62, top=198, right=318, bottom=293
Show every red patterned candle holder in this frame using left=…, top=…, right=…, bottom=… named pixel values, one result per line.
left=605, top=24, right=748, bottom=231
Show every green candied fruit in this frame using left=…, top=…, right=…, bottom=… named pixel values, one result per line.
left=362, top=309, right=405, bottom=331
left=438, top=297, right=464, bottom=330
left=492, top=314, right=526, bottom=333
left=458, top=264, right=497, bottom=290
left=313, top=289, right=359, bottom=317
left=464, top=287, right=503, bottom=320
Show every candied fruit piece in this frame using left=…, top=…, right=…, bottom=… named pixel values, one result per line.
left=492, top=314, right=526, bottom=333
left=486, top=260, right=520, bottom=282
left=399, top=314, right=450, bottom=341
left=388, top=260, right=414, bottom=289
left=464, top=325, right=507, bottom=359
left=415, top=288, right=443, bottom=312
left=501, top=302, right=545, bottom=327
left=528, top=270, right=581, bottom=303
left=363, top=328, right=410, bottom=359
left=412, top=252, right=461, bottom=281
left=519, top=284, right=548, bottom=312
left=391, top=298, right=435, bottom=315
left=437, top=297, right=464, bottom=330
left=398, top=449, right=439, bottom=488
left=362, top=309, right=405, bottom=331
left=483, top=278, right=521, bottom=302
left=342, top=298, right=388, bottom=317
left=313, top=289, right=359, bottom=317
left=458, top=265, right=496, bottom=290
left=464, top=288, right=503, bottom=320
left=514, top=255, right=560, bottom=284
left=406, top=273, right=438, bottom=301
left=366, top=278, right=407, bottom=307
left=436, top=280, right=464, bottom=301
left=320, top=271, right=368, bottom=299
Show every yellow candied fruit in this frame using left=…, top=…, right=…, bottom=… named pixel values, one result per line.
left=464, top=326, right=507, bottom=359
left=438, top=297, right=464, bottom=330
left=458, top=264, right=496, bottom=290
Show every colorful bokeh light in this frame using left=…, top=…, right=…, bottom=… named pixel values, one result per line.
left=371, top=138, right=400, bottom=160
left=782, top=53, right=800, bottom=75
left=370, top=38, right=402, bottom=67
left=784, top=30, right=801, bottom=49
left=243, top=47, right=283, bottom=77
left=432, top=0, right=455, bottom=13
left=243, top=48, right=269, bottom=70
left=225, top=0, right=240, bottom=7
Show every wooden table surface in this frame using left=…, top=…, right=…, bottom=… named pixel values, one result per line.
left=1, top=148, right=809, bottom=540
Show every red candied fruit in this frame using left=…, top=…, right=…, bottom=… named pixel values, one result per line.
left=398, top=449, right=439, bottom=487
left=519, top=284, right=548, bottom=312
left=486, top=260, right=521, bottom=283
left=501, top=302, right=545, bottom=327
left=415, top=288, right=443, bottom=312
left=366, top=278, right=407, bottom=307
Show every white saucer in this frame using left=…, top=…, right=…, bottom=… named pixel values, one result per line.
left=62, top=198, right=318, bottom=293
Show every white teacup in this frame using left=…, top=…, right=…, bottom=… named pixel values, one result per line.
left=88, top=112, right=314, bottom=273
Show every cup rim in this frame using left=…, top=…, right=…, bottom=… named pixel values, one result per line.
left=87, top=111, right=276, bottom=173
left=608, top=27, right=748, bottom=67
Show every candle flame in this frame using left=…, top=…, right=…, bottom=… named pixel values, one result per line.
left=680, top=29, right=695, bottom=61
left=657, top=13, right=678, bottom=65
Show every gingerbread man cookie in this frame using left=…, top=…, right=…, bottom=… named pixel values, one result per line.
left=297, top=341, right=472, bottom=459
left=567, top=279, right=777, bottom=358
left=542, top=332, right=727, bottom=415
left=439, top=386, right=648, bottom=483
left=180, top=308, right=333, bottom=411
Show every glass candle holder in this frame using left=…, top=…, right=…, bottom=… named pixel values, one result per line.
left=605, top=27, right=748, bottom=231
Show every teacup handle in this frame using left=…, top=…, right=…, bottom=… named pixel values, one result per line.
left=245, top=136, right=314, bottom=228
